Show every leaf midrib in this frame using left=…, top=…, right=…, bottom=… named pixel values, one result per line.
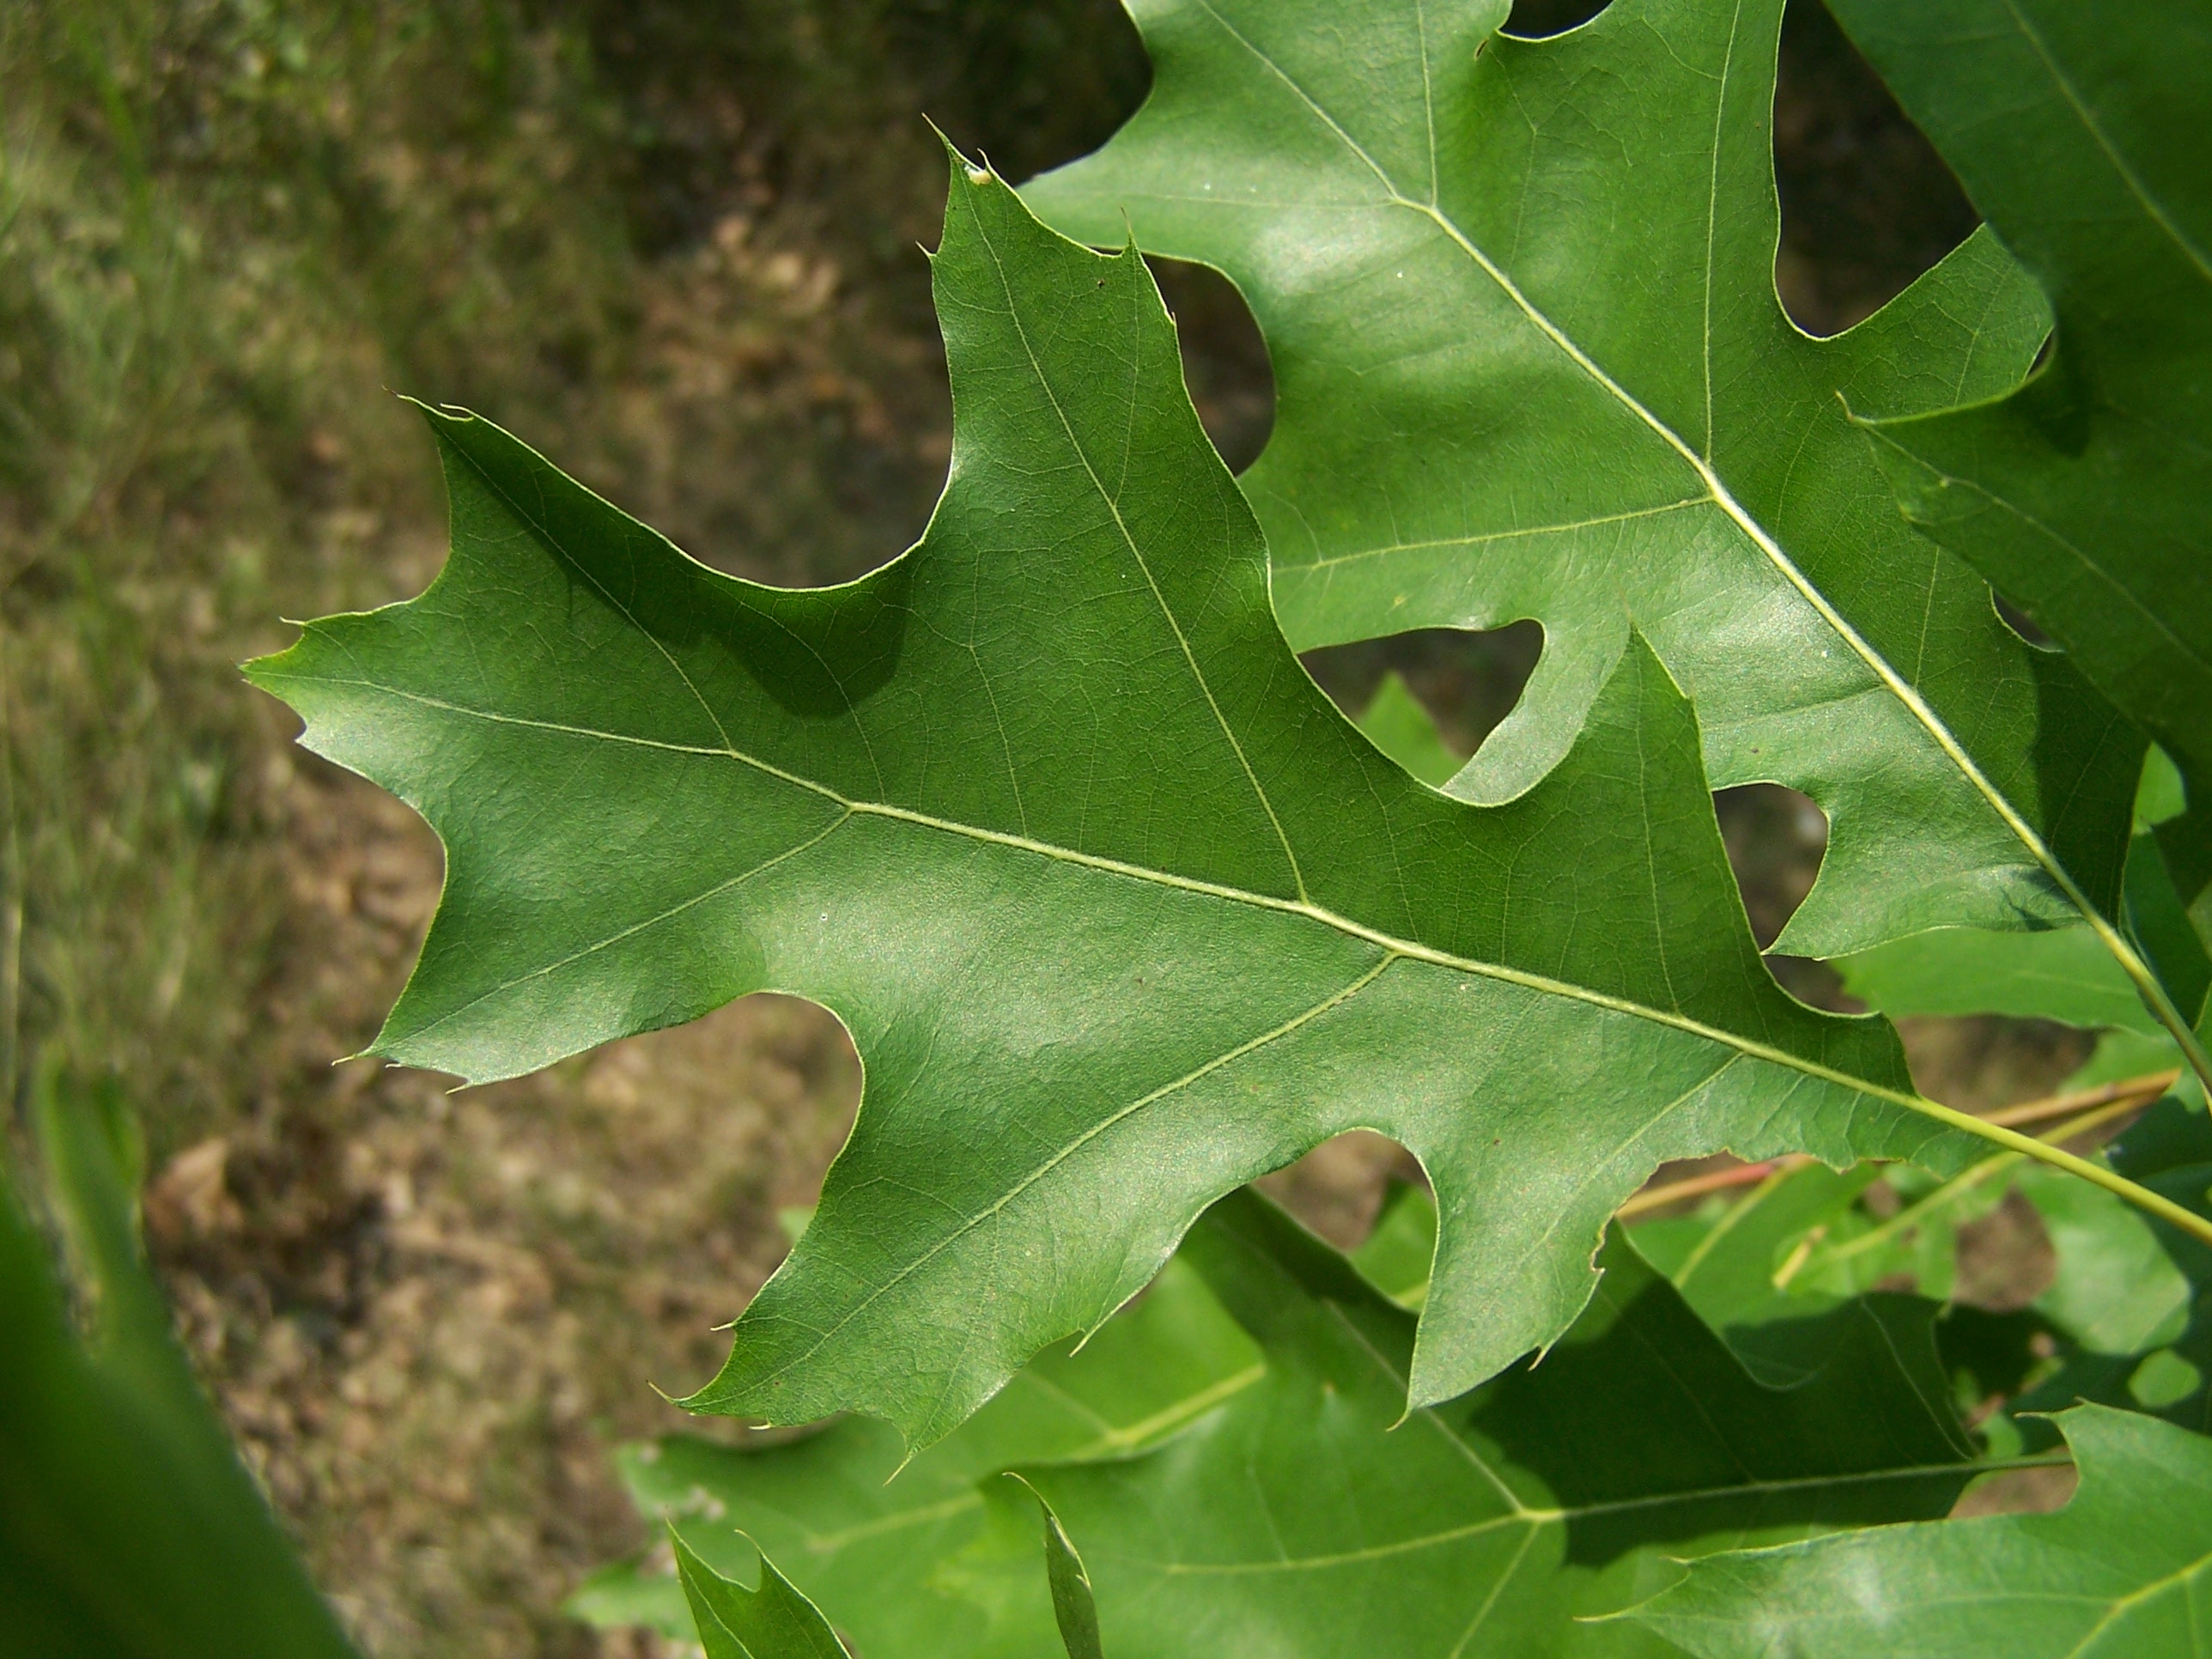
left=274, top=670, right=1932, bottom=1121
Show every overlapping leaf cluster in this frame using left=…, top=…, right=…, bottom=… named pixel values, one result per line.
left=251, top=0, right=2212, bottom=1652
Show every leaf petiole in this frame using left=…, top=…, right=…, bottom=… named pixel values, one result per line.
left=1615, top=1069, right=2179, bottom=1223
left=1898, top=1090, right=2212, bottom=1251
left=1800, top=1091, right=2158, bottom=1279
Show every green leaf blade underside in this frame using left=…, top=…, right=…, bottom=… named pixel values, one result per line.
left=251, top=160, right=1975, bottom=1444
left=1829, top=0, right=2212, bottom=802
left=1630, top=1405, right=2212, bottom=1659
left=1028, top=1192, right=1981, bottom=1659
left=1024, top=0, right=2146, bottom=960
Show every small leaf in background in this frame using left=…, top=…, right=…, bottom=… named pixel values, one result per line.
left=1828, top=0, right=2212, bottom=806
left=1348, top=1174, right=1436, bottom=1309
left=2015, top=1166, right=2190, bottom=1359
left=1834, top=924, right=2160, bottom=1036
left=673, top=1532, right=851, bottom=1659
left=252, top=153, right=1982, bottom=1445
left=1628, top=1405, right=2212, bottom=1659
left=1626, top=1161, right=1888, bottom=1373
left=2008, top=1098, right=2212, bottom=1437
left=1008, top=1479, right=1105, bottom=1659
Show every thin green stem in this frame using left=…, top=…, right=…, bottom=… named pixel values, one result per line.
left=1872, top=1091, right=2212, bottom=1250
left=1807, top=1092, right=2153, bottom=1277
left=1811, top=1154, right=2008, bottom=1272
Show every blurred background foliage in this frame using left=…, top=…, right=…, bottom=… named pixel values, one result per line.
left=0, top=1, right=2066, bottom=1653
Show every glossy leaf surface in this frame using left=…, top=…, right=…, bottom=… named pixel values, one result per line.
left=251, top=160, right=1974, bottom=1440
left=1026, top=0, right=2143, bottom=960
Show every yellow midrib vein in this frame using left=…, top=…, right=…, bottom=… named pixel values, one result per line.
left=276, top=672, right=1929, bottom=1116
left=271, top=665, right=2212, bottom=1261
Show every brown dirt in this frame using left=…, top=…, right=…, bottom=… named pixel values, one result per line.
left=144, top=755, right=859, bottom=1656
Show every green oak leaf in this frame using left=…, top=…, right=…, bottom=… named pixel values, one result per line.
left=1027, top=1190, right=1979, bottom=1659
left=1628, top=1404, right=2212, bottom=1659
left=571, top=1255, right=1261, bottom=1652
left=1828, top=0, right=2212, bottom=805
left=1, top=1068, right=360, bottom=1659
left=249, top=158, right=1984, bottom=1439
left=673, top=1533, right=851, bottom=1659
left=1024, top=0, right=2151, bottom=973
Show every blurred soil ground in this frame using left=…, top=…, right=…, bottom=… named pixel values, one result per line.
left=0, top=1, right=2078, bottom=1651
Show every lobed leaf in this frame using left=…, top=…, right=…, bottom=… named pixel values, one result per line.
left=1025, top=0, right=2146, bottom=963
left=673, top=1533, right=852, bottom=1659
left=250, top=157, right=1978, bottom=1441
